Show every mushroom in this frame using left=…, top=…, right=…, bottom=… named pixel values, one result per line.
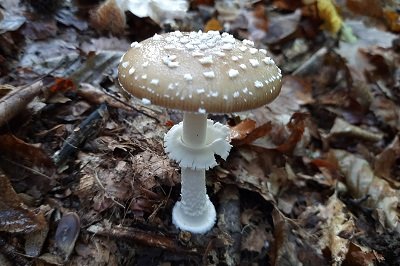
left=118, top=31, right=282, bottom=234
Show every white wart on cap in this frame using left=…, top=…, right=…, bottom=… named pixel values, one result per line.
left=118, top=31, right=282, bottom=113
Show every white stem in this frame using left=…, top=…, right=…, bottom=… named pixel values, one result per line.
left=179, top=167, right=208, bottom=214
left=182, top=113, right=207, bottom=148
left=172, top=166, right=216, bottom=233
left=172, top=112, right=217, bottom=233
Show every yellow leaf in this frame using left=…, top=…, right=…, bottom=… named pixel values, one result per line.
left=316, top=0, right=343, bottom=34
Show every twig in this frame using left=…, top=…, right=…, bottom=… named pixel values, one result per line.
left=87, top=223, right=201, bottom=256
left=52, top=103, right=109, bottom=167
left=100, top=87, right=160, bottom=123
left=0, top=80, right=44, bottom=128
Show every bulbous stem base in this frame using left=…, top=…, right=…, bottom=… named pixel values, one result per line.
left=172, top=167, right=216, bottom=234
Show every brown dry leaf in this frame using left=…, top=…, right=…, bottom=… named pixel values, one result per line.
left=273, top=0, right=302, bottom=11
left=369, top=95, right=400, bottom=131
left=0, top=134, right=55, bottom=193
left=230, top=119, right=256, bottom=141
left=77, top=83, right=131, bottom=111
left=0, top=170, right=47, bottom=233
left=374, top=135, right=400, bottom=182
left=73, top=235, right=119, bottom=265
left=383, top=8, right=400, bottom=32
left=241, top=223, right=269, bottom=253
left=276, top=112, right=308, bottom=154
left=317, top=193, right=355, bottom=265
left=271, top=210, right=326, bottom=265
left=263, top=9, right=301, bottom=44
left=251, top=75, right=313, bottom=127
left=228, top=148, right=276, bottom=202
left=344, top=242, right=384, bottom=266
left=191, top=0, right=214, bottom=7
left=230, top=119, right=273, bottom=146
left=252, top=3, right=269, bottom=33
left=328, top=117, right=383, bottom=142
left=21, top=18, right=58, bottom=40
left=90, top=0, right=126, bottom=35
left=240, top=208, right=271, bottom=253
left=334, top=149, right=400, bottom=232
left=204, top=17, right=222, bottom=32
left=96, top=167, right=132, bottom=202
left=346, top=0, right=383, bottom=18
left=132, top=150, right=179, bottom=188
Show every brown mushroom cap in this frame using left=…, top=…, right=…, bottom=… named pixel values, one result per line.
left=118, top=31, right=282, bottom=113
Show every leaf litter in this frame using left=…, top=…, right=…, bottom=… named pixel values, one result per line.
left=0, top=0, right=400, bottom=265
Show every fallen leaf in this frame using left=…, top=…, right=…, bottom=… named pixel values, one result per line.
left=346, top=0, right=383, bottom=18
left=374, top=135, right=400, bottom=182
left=383, top=8, right=400, bottom=32
left=0, top=170, right=47, bottom=233
left=276, top=112, right=308, bottom=154
left=328, top=117, right=383, bottom=142
left=334, top=149, right=400, bottom=232
left=204, top=17, right=222, bottom=32
left=271, top=210, right=327, bottom=265
left=231, top=119, right=273, bottom=146
left=317, top=193, right=355, bottom=264
left=263, top=9, right=301, bottom=44
left=230, top=119, right=256, bottom=141
left=344, top=242, right=384, bottom=266
left=132, top=150, right=179, bottom=188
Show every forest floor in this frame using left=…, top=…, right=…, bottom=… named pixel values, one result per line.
left=0, top=0, right=400, bottom=265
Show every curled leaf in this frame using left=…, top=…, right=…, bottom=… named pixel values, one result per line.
left=0, top=170, right=47, bottom=234
left=334, top=150, right=400, bottom=231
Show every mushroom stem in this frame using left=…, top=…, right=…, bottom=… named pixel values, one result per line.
left=172, top=167, right=216, bottom=233
left=172, top=112, right=217, bottom=233
left=182, top=112, right=207, bottom=148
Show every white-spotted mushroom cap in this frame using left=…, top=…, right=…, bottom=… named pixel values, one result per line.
left=118, top=31, right=282, bottom=113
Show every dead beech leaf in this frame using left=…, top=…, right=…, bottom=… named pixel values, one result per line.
left=241, top=223, right=269, bottom=253
left=328, top=117, right=383, bottom=142
left=384, top=8, right=400, bottom=32
left=271, top=210, right=326, bottom=265
left=317, top=193, right=355, bottom=265
left=334, top=149, right=400, bottom=232
left=370, top=94, right=400, bottom=131
left=344, top=242, right=384, bottom=265
left=230, top=119, right=273, bottom=146
left=0, top=170, right=46, bottom=233
left=228, top=149, right=275, bottom=202
left=276, top=112, right=307, bottom=154
left=132, top=150, right=179, bottom=188
left=77, top=83, right=131, bottom=111
left=346, top=0, right=383, bottom=18
left=251, top=75, right=313, bottom=127
left=374, top=136, right=400, bottom=181
left=230, top=119, right=256, bottom=141
left=204, top=17, right=223, bottom=32
left=272, top=0, right=302, bottom=11
left=263, top=9, right=301, bottom=44
left=0, top=134, right=53, bottom=167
